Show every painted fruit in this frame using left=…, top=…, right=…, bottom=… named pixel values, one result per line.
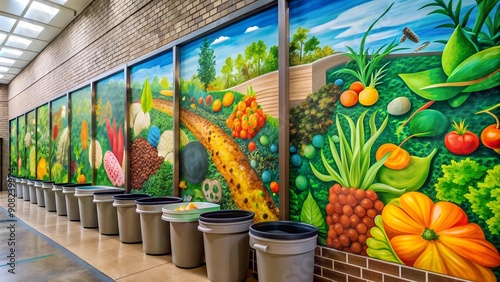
left=270, top=144, right=278, bottom=153
left=290, top=145, right=297, bottom=153
left=222, top=92, right=234, bottom=107
left=340, top=90, right=358, bottom=107
left=260, top=135, right=270, bottom=146
left=303, top=144, right=316, bottom=159
left=358, top=87, right=379, bottom=106
left=212, top=99, right=222, bottom=112
left=480, top=124, right=500, bottom=149
left=295, top=175, right=308, bottom=190
left=312, top=135, right=324, bottom=148
left=291, top=154, right=302, bottom=167
left=334, top=78, right=344, bottom=86
left=205, top=95, right=213, bottom=106
left=262, top=170, right=271, bottom=183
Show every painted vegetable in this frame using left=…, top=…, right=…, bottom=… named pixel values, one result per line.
left=366, top=215, right=402, bottom=264
left=105, top=116, right=124, bottom=166
left=444, top=120, right=479, bottom=155
left=56, top=127, right=69, bottom=164
left=340, top=90, right=358, bottom=107
left=222, top=92, right=234, bottom=107
left=310, top=111, right=403, bottom=254
left=387, top=96, right=411, bottom=116
left=349, top=81, right=364, bottom=94
left=226, top=86, right=266, bottom=139
left=133, top=110, right=150, bottom=136
left=77, top=173, right=86, bottom=184
left=382, top=192, right=500, bottom=282
left=89, top=140, right=103, bottom=169
left=37, top=157, right=47, bottom=180
left=476, top=104, right=500, bottom=152
left=377, top=148, right=437, bottom=202
left=157, top=130, right=174, bottom=163
left=180, top=141, right=208, bottom=184
left=81, top=120, right=88, bottom=150
left=148, top=126, right=161, bottom=147
left=358, top=86, right=379, bottom=106
left=409, top=109, right=448, bottom=137
left=103, top=151, right=125, bottom=187
left=375, top=143, right=410, bottom=170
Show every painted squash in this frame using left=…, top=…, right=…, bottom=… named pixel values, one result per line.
left=81, top=120, right=88, bottom=150
left=382, top=192, right=500, bottom=282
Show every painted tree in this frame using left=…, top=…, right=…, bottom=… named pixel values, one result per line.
left=197, top=37, right=216, bottom=91
left=263, top=45, right=279, bottom=73
left=290, top=27, right=332, bottom=65
left=245, top=40, right=267, bottom=76
left=221, top=56, right=234, bottom=89
left=235, top=53, right=250, bottom=82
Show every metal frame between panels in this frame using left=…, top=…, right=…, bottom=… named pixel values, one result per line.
left=10, top=0, right=293, bottom=219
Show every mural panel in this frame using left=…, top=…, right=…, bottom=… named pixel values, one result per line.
left=26, top=110, right=36, bottom=179
left=9, top=119, right=17, bottom=176
left=51, top=96, right=69, bottom=183
left=17, top=115, right=26, bottom=178
left=179, top=6, right=280, bottom=221
left=129, top=51, right=174, bottom=196
left=95, top=72, right=125, bottom=188
left=289, top=0, right=500, bottom=281
left=70, top=86, right=92, bottom=184
left=36, top=104, right=50, bottom=181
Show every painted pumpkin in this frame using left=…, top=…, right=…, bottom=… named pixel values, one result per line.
left=382, top=192, right=500, bottom=282
left=81, top=120, right=88, bottom=150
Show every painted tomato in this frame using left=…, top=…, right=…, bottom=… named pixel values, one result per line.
left=444, top=121, right=479, bottom=155
left=480, top=124, right=500, bottom=149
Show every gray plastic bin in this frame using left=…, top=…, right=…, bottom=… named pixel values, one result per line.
left=42, top=181, right=56, bottom=212
left=136, top=197, right=183, bottom=255
left=249, top=221, right=318, bottom=282
left=53, top=183, right=71, bottom=216
left=93, top=190, right=126, bottom=235
left=28, top=179, right=37, bottom=204
left=198, top=210, right=255, bottom=282
left=162, top=202, right=220, bottom=268
left=75, top=186, right=123, bottom=228
left=34, top=180, right=45, bottom=207
left=15, top=177, right=23, bottom=199
left=62, top=183, right=92, bottom=221
left=113, top=194, right=150, bottom=243
left=22, top=178, right=30, bottom=201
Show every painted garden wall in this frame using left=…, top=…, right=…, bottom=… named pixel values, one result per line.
left=69, top=86, right=92, bottom=184
left=178, top=6, right=280, bottom=221
left=9, top=119, right=17, bottom=177
left=36, top=105, right=49, bottom=181
left=288, top=0, right=500, bottom=281
left=129, top=51, right=175, bottom=196
left=51, top=96, right=69, bottom=183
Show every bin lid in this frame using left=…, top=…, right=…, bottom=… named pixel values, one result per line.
left=249, top=221, right=318, bottom=240
left=62, top=183, right=92, bottom=188
left=93, top=190, right=126, bottom=196
left=162, top=202, right=220, bottom=222
left=112, top=193, right=150, bottom=200
left=199, top=210, right=254, bottom=223
left=136, top=196, right=182, bottom=205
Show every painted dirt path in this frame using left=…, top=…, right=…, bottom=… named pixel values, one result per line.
left=152, top=98, right=279, bottom=222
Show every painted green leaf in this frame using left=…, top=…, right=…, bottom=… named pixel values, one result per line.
left=399, top=68, right=464, bottom=101
left=300, top=191, right=327, bottom=240
left=442, top=26, right=477, bottom=76
left=448, top=92, right=471, bottom=107
left=141, top=77, right=153, bottom=113
left=410, top=109, right=448, bottom=137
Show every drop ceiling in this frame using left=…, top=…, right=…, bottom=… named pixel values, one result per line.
left=0, top=0, right=93, bottom=84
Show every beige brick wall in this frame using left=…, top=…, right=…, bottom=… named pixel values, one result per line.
left=8, top=0, right=257, bottom=117
left=0, top=84, right=8, bottom=190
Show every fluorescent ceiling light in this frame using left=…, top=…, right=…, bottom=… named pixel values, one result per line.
left=6, top=35, right=32, bottom=49
left=0, top=47, right=23, bottom=58
left=0, top=15, right=17, bottom=32
left=14, top=21, right=44, bottom=38
left=25, top=1, right=60, bottom=24
left=49, top=0, right=68, bottom=4
left=0, top=75, right=4, bottom=79
left=0, top=33, right=7, bottom=44
left=0, top=66, right=9, bottom=72
left=0, top=57, right=15, bottom=66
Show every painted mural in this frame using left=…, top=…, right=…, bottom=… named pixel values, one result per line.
left=36, top=105, right=50, bottom=181
left=51, top=96, right=69, bottom=183
left=26, top=110, right=36, bottom=179
left=70, top=86, right=92, bottom=184
left=17, top=115, right=26, bottom=178
left=289, top=0, right=500, bottom=281
left=179, top=6, right=280, bottom=221
left=95, top=72, right=125, bottom=188
left=9, top=119, right=17, bottom=176
left=129, top=51, right=174, bottom=196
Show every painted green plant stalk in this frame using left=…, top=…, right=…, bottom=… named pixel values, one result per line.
left=332, top=2, right=406, bottom=87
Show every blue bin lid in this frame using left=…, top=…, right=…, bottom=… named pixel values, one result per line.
left=94, top=190, right=126, bottom=196
left=249, top=221, right=318, bottom=240
left=136, top=197, right=182, bottom=205
left=199, top=210, right=254, bottom=223
left=62, top=183, right=92, bottom=188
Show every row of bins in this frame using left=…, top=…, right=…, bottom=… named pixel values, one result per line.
left=10, top=176, right=318, bottom=282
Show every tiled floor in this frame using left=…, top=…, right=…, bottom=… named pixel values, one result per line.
left=0, top=190, right=258, bottom=281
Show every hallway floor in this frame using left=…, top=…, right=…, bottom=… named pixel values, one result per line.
left=0, top=191, right=258, bottom=281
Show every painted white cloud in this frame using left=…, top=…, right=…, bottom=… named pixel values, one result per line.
left=212, top=36, right=230, bottom=45
left=310, top=0, right=475, bottom=39
left=245, top=26, right=259, bottom=33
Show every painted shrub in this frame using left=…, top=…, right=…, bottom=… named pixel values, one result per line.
left=70, top=86, right=92, bottom=184
left=10, top=119, right=17, bottom=176
left=129, top=51, right=174, bottom=196
left=95, top=72, right=125, bottom=188
left=17, top=115, right=26, bottom=178
left=51, top=96, right=69, bottom=183
left=178, top=6, right=280, bottom=222
left=36, top=104, right=50, bottom=181
left=289, top=0, right=500, bottom=281
left=26, top=110, right=36, bottom=179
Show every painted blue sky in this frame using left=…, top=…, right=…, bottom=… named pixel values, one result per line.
left=290, top=0, right=486, bottom=54
left=130, top=51, right=174, bottom=86
left=96, top=71, right=124, bottom=86
left=180, top=6, right=278, bottom=79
